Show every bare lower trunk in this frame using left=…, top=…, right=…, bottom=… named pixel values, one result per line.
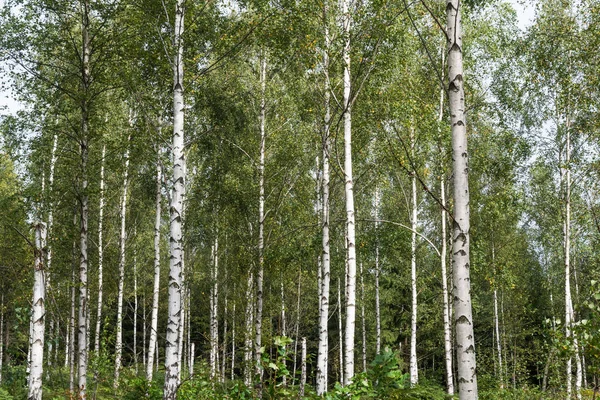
left=222, top=295, right=228, bottom=383
left=342, top=0, right=356, bottom=385
left=440, top=177, right=454, bottom=395
left=564, top=117, right=573, bottom=400
left=316, top=2, right=331, bottom=393
left=244, top=272, right=254, bottom=386
left=338, top=279, right=344, bottom=383
left=134, top=249, right=138, bottom=373
left=280, top=279, right=287, bottom=386
left=114, top=137, right=131, bottom=387
left=28, top=223, right=47, bottom=400
left=255, top=54, right=267, bottom=391
left=231, top=300, right=236, bottom=381
left=446, top=1, right=477, bottom=397
left=177, top=273, right=186, bottom=383
left=164, top=0, right=185, bottom=395
left=68, top=254, right=76, bottom=392
left=374, top=188, right=381, bottom=356
left=292, top=269, right=301, bottom=386
left=409, top=128, right=418, bottom=387
left=300, top=338, right=307, bottom=397
left=494, top=289, right=503, bottom=388
left=210, top=237, right=219, bottom=379
left=94, top=145, right=106, bottom=355
left=147, top=151, right=162, bottom=382
left=360, top=263, right=366, bottom=373
left=78, top=0, right=91, bottom=395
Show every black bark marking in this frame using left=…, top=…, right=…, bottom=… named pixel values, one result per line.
left=457, top=315, right=471, bottom=325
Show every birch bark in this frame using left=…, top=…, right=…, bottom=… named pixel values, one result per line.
left=164, top=0, right=185, bottom=394
left=94, top=144, right=106, bottom=355
left=316, top=2, right=331, bottom=392
left=446, top=1, right=477, bottom=397
left=114, top=136, right=131, bottom=387
left=255, top=54, right=267, bottom=389
left=374, top=188, right=381, bottom=355
left=409, top=128, right=418, bottom=387
left=147, top=148, right=162, bottom=382
left=210, top=237, right=219, bottom=379
left=341, top=0, right=357, bottom=385
left=28, top=222, right=47, bottom=400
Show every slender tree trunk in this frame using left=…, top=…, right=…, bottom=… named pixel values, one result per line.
left=255, top=54, right=267, bottom=391
left=374, top=188, right=381, bottom=356
left=177, top=272, right=186, bottom=383
left=563, top=119, right=572, bottom=399
left=446, top=1, right=477, bottom=398
left=114, top=136, right=131, bottom=387
left=494, top=289, right=503, bottom=389
left=210, top=237, right=219, bottom=379
left=341, top=0, right=356, bottom=385
left=280, top=279, right=287, bottom=386
left=94, top=144, right=106, bottom=356
left=409, top=128, right=418, bottom=387
left=440, top=174, right=454, bottom=395
left=77, top=0, right=92, bottom=395
left=292, top=269, right=301, bottom=386
left=244, top=272, right=254, bottom=386
left=316, top=2, right=331, bottom=391
left=222, top=294, right=228, bottom=383
left=164, top=0, right=185, bottom=394
left=231, top=299, right=236, bottom=381
left=143, top=290, right=147, bottom=370
left=300, top=337, right=307, bottom=397
left=147, top=150, right=162, bottom=382
left=68, top=249, right=76, bottom=392
left=28, top=223, right=47, bottom=400
left=45, top=134, right=58, bottom=374
left=134, top=245, right=138, bottom=373
left=360, top=263, right=366, bottom=373
left=338, top=279, right=344, bottom=383
left=189, top=342, right=195, bottom=376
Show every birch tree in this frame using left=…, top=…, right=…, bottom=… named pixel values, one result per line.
left=28, top=222, right=46, bottom=400
left=446, top=1, right=478, bottom=397
left=164, top=0, right=186, bottom=395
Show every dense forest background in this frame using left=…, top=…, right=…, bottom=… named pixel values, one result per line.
left=0, top=0, right=600, bottom=398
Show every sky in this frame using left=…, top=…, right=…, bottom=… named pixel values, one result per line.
left=0, top=0, right=537, bottom=117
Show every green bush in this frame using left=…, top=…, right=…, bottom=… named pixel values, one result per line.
left=0, top=388, right=14, bottom=400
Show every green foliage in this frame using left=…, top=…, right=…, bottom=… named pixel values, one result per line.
left=0, top=388, right=14, bottom=400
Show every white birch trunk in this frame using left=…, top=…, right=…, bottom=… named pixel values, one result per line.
left=409, top=129, right=418, bottom=387
left=564, top=116, right=575, bottom=400
left=147, top=150, right=162, bottom=382
left=189, top=342, right=195, bottom=376
left=134, top=247, right=138, bottom=373
left=94, top=144, right=106, bottom=356
left=177, top=275, right=186, bottom=383
left=494, top=288, right=503, bottom=388
left=45, top=135, right=58, bottom=370
left=28, top=223, right=47, bottom=400
left=316, top=3, right=332, bottom=391
left=338, top=279, right=344, bottom=383
left=164, top=0, right=185, bottom=394
left=446, top=1, right=477, bottom=397
left=374, top=188, right=381, bottom=356
left=439, top=79, right=454, bottom=395
left=210, top=237, right=219, bottom=379
left=114, top=136, right=131, bottom=387
left=341, top=0, right=356, bottom=385
left=255, top=54, right=267, bottom=388
left=244, top=272, right=254, bottom=386
left=68, top=255, right=76, bottom=392
left=360, top=263, right=366, bottom=373
left=292, top=269, right=301, bottom=386
left=300, top=337, right=307, bottom=397
left=280, top=279, right=287, bottom=386
left=78, top=0, right=91, bottom=394
left=143, top=291, right=147, bottom=369
left=222, top=295, right=228, bottom=383
left=231, top=299, right=236, bottom=381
